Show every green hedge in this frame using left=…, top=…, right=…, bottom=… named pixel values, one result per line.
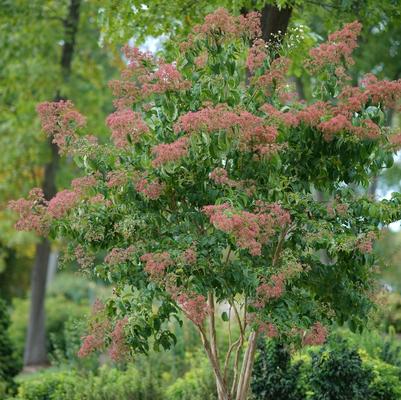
left=13, top=365, right=163, bottom=400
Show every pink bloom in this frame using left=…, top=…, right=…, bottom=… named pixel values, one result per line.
left=296, top=101, right=328, bottom=127
left=318, top=114, right=352, bottom=141
left=135, top=176, right=165, bottom=200
left=36, top=100, right=86, bottom=154
left=152, top=136, right=189, bottom=167
left=106, top=171, right=128, bottom=188
left=109, top=317, right=129, bottom=361
left=71, top=175, right=97, bottom=193
left=260, top=103, right=299, bottom=127
left=142, top=63, right=191, bottom=95
left=78, top=334, right=103, bottom=358
left=175, top=291, right=209, bottom=326
left=303, top=322, right=327, bottom=346
left=356, top=232, right=376, bottom=254
left=182, top=247, right=197, bottom=265
left=256, top=57, right=291, bottom=96
left=350, top=119, right=381, bottom=140
left=104, top=246, right=135, bottom=265
left=192, top=8, right=261, bottom=40
left=202, top=202, right=290, bottom=256
left=259, top=322, right=278, bottom=338
left=78, top=318, right=110, bottom=358
left=48, top=189, right=80, bottom=219
left=141, top=251, right=173, bottom=279
left=106, top=109, right=149, bottom=148
left=247, top=39, right=267, bottom=72
left=74, top=245, right=95, bottom=269
left=89, top=193, right=111, bottom=206
left=8, top=188, right=50, bottom=235
left=255, top=274, right=285, bottom=307
left=195, top=52, right=208, bottom=68
left=307, top=21, right=362, bottom=72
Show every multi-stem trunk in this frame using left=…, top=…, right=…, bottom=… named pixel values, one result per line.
left=196, top=292, right=260, bottom=400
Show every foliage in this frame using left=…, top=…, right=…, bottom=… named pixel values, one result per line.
left=12, top=364, right=163, bottom=400
left=376, top=292, right=401, bottom=333
left=165, top=351, right=217, bottom=400
left=9, top=7, right=401, bottom=399
left=251, top=339, right=304, bottom=400
left=308, top=340, right=373, bottom=400
left=0, top=298, right=21, bottom=397
left=251, top=333, right=401, bottom=400
left=9, top=293, right=90, bottom=363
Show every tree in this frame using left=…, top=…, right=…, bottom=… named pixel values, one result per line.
left=0, top=0, right=117, bottom=368
left=9, top=9, right=401, bottom=400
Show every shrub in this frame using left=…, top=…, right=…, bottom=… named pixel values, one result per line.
left=251, top=339, right=304, bottom=400
left=13, top=365, right=163, bottom=400
left=0, top=298, right=21, bottom=397
left=165, top=352, right=217, bottom=400
left=309, top=340, right=372, bottom=400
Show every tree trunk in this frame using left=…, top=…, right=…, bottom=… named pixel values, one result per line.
left=23, top=0, right=81, bottom=369
left=23, top=239, right=51, bottom=367
left=260, top=3, right=292, bottom=43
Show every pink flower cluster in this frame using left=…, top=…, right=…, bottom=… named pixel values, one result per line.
left=107, top=170, right=128, bottom=188
left=260, top=103, right=298, bottom=128
left=318, top=114, right=381, bottom=141
left=175, top=292, right=209, bottom=326
left=256, top=57, right=291, bottom=96
left=258, top=322, right=279, bottom=338
left=181, top=246, right=197, bottom=265
left=36, top=100, right=86, bottom=153
left=141, top=251, right=173, bottom=280
left=335, top=77, right=401, bottom=119
left=246, top=39, right=268, bottom=72
left=297, top=101, right=328, bottom=127
left=174, top=103, right=238, bottom=134
left=89, top=193, right=111, bottom=206
left=78, top=313, right=110, bottom=358
left=109, top=317, right=129, bottom=361
left=192, top=8, right=261, bottom=41
left=110, top=46, right=190, bottom=110
left=174, top=104, right=280, bottom=156
left=135, top=176, right=165, bottom=200
left=202, top=202, right=290, bottom=256
left=106, top=109, right=149, bottom=148
left=74, top=245, right=95, bottom=269
left=210, top=168, right=256, bottom=195
left=308, top=21, right=362, bottom=71
left=71, top=175, right=97, bottom=193
left=356, top=232, right=376, bottom=254
left=151, top=136, right=189, bottom=167
left=47, top=189, right=80, bottom=219
left=255, top=273, right=285, bottom=307
left=302, top=322, right=327, bottom=346
left=104, top=245, right=135, bottom=265
left=8, top=188, right=50, bottom=235
left=78, top=332, right=104, bottom=358
left=142, top=63, right=191, bottom=95
left=327, top=200, right=349, bottom=217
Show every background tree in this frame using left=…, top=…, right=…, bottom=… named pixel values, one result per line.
left=0, top=0, right=118, bottom=368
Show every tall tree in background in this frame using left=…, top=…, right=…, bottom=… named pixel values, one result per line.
left=0, top=0, right=117, bottom=368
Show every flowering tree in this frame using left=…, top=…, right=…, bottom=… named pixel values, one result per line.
left=9, top=9, right=401, bottom=400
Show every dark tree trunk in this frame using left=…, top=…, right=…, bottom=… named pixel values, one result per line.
left=260, top=3, right=292, bottom=43
left=23, top=0, right=81, bottom=369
